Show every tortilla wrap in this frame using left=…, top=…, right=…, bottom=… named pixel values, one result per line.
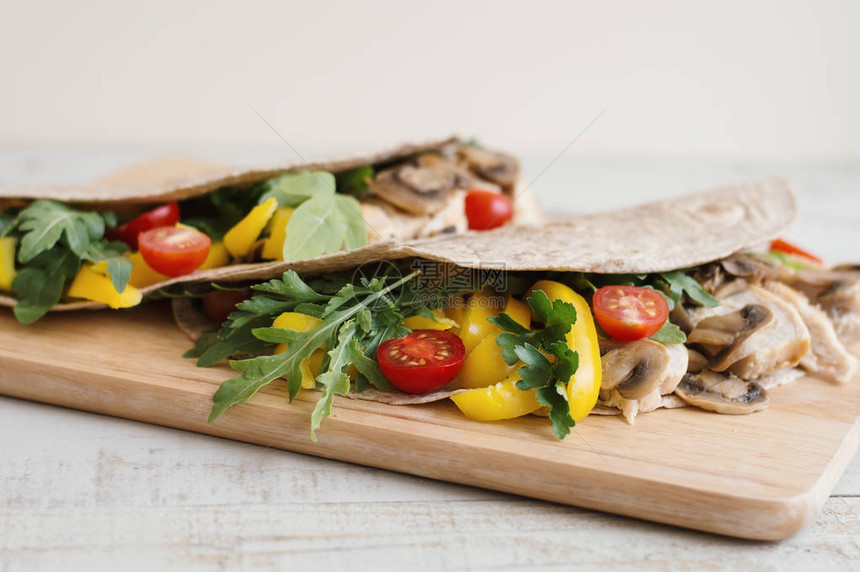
left=170, top=178, right=797, bottom=408
left=0, top=136, right=543, bottom=312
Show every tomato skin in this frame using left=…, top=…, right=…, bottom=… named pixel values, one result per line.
left=203, top=289, right=252, bottom=324
left=138, top=226, right=211, bottom=277
left=593, top=285, right=669, bottom=341
left=465, top=190, right=513, bottom=231
left=107, top=202, right=180, bottom=249
left=377, top=330, right=466, bottom=393
left=770, top=238, right=823, bottom=264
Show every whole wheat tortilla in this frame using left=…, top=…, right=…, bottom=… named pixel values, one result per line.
left=0, top=137, right=459, bottom=205
left=0, top=177, right=795, bottom=312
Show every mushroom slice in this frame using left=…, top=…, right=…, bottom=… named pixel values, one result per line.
left=688, top=304, right=774, bottom=371
left=457, top=146, right=520, bottom=193
left=687, top=348, right=708, bottom=373
left=598, top=339, right=688, bottom=423
left=784, top=267, right=860, bottom=339
left=764, top=281, right=858, bottom=383
left=368, top=154, right=486, bottom=216
left=720, top=254, right=781, bottom=282
left=688, top=284, right=811, bottom=380
left=674, top=371, right=769, bottom=414
left=600, top=339, right=672, bottom=399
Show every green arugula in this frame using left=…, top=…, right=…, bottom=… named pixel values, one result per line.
left=204, top=269, right=420, bottom=439
left=335, top=165, right=374, bottom=197
left=3, top=200, right=131, bottom=323
left=490, top=290, right=579, bottom=439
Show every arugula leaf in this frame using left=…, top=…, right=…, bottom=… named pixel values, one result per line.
left=258, top=171, right=335, bottom=208
left=13, top=200, right=108, bottom=263
left=282, top=193, right=345, bottom=260
left=335, top=195, right=367, bottom=250
left=659, top=270, right=719, bottom=308
left=649, top=319, right=687, bottom=344
left=85, top=239, right=132, bottom=293
left=11, top=248, right=81, bottom=324
left=0, top=212, right=14, bottom=236
left=335, top=165, right=374, bottom=197
left=207, top=270, right=418, bottom=424
left=310, top=321, right=358, bottom=440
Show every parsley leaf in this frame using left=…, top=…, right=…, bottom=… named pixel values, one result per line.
left=490, top=289, right=579, bottom=439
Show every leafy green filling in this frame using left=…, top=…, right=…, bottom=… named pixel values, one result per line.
left=1, top=200, right=131, bottom=324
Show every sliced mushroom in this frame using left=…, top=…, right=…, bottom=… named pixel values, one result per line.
left=688, top=284, right=811, bottom=380
left=367, top=154, right=490, bottom=215
left=670, top=302, right=695, bottom=334
left=674, top=371, right=769, bottom=414
left=720, top=254, right=781, bottom=282
left=598, top=339, right=688, bottom=424
left=457, top=146, right=520, bottom=193
left=687, top=348, right=708, bottom=373
left=688, top=304, right=773, bottom=371
left=600, top=339, right=672, bottom=399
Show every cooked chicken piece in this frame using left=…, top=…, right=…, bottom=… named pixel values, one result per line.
left=689, top=284, right=811, bottom=380
left=360, top=190, right=468, bottom=244
left=598, top=339, right=688, bottom=424
left=784, top=267, right=860, bottom=340
left=755, top=368, right=805, bottom=390
left=674, top=370, right=769, bottom=414
left=764, top=281, right=858, bottom=383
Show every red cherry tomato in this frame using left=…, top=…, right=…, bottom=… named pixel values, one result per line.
left=138, top=226, right=211, bottom=277
left=107, top=202, right=180, bottom=249
left=377, top=330, right=466, bottom=393
left=770, top=238, right=823, bottom=264
left=203, top=289, right=252, bottom=324
left=593, top=286, right=670, bottom=341
left=465, top=190, right=513, bottom=231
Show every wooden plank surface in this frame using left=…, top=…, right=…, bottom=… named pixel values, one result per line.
left=1, top=298, right=857, bottom=541
left=2, top=151, right=860, bottom=569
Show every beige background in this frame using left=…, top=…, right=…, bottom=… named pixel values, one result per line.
left=0, top=0, right=857, bottom=159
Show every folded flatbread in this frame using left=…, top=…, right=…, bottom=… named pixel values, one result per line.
left=0, top=137, right=542, bottom=314
left=172, top=178, right=860, bottom=421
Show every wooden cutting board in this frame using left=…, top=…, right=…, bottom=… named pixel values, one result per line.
left=0, top=302, right=857, bottom=541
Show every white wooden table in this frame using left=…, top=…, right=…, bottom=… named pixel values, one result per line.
left=1, top=149, right=858, bottom=570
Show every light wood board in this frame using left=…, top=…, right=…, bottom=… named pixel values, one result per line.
left=0, top=302, right=857, bottom=541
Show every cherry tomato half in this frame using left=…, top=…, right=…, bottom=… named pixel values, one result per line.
left=593, top=286, right=669, bottom=341
left=465, top=190, right=513, bottom=231
left=203, top=289, right=252, bottom=324
left=377, top=330, right=466, bottom=393
left=107, top=202, right=180, bottom=249
left=138, top=226, right=211, bottom=277
left=770, top=238, right=823, bottom=264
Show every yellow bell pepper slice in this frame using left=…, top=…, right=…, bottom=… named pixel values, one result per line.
left=198, top=241, right=230, bottom=271
left=223, top=197, right=278, bottom=258
left=451, top=372, right=541, bottom=421
left=459, top=288, right=505, bottom=354
left=261, top=207, right=295, bottom=260
left=528, top=280, right=602, bottom=422
left=458, top=336, right=509, bottom=389
left=403, top=308, right=456, bottom=331
left=503, top=295, right=531, bottom=329
left=126, top=251, right=169, bottom=288
left=272, top=312, right=325, bottom=390
left=67, top=265, right=142, bottom=309
left=444, top=296, right=466, bottom=326
left=0, top=237, right=18, bottom=291
left=457, top=294, right=532, bottom=389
